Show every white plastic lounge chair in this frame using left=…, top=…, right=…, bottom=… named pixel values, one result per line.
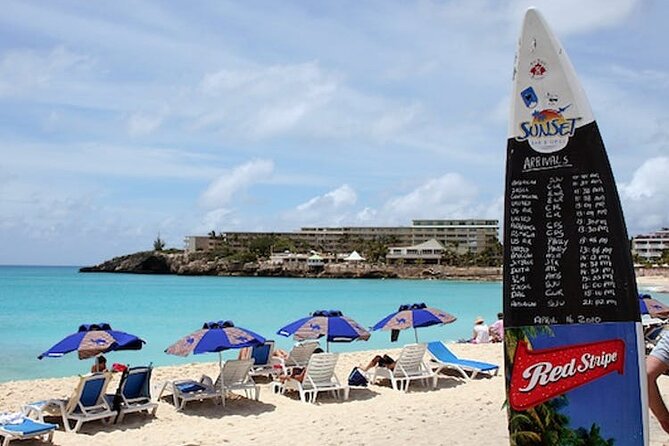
left=107, top=366, right=158, bottom=423
left=274, top=352, right=349, bottom=404
left=427, top=341, right=499, bottom=379
left=271, top=341, right=320, bottom=375
left=371, top=344, right=437, bottom=392
left=213, top=359, right=259, bottom=405
left=157, top=375, right=220, bottom=411
left=247, top=341, right=277, bottom=379
left=23, top=372, right=117, bottom=433
left=0, top=413, right=56, bottom=446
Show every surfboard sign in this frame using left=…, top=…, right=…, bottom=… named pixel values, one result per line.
left=503, top=8, right=648, bottom=444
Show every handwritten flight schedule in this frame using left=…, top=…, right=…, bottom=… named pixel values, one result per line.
left=503, top=123, right=639, bottom=327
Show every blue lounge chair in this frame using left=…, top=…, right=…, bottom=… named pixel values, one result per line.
left=248, top=340, right=276, bottom=379
left=23, top=372, right=116, bottom=433
left=107, top=366, right=158, bottom=423
left=0, top=415, right=57, bottom=446
left=427, top=341, right=499, bottom=379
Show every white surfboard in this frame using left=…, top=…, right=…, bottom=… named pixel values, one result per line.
left=504, top=8, right=648, bottom=445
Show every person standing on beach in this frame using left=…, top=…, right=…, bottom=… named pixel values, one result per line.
left=647, top=331, right=669, bottom=433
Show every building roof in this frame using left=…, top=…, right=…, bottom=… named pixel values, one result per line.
left=344, top=250, right=365, bottom=261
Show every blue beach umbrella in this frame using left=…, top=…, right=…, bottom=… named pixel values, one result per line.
left=639, top=294, right=669, bottom=319
left=38, top=322, right=145, bottom=360
left=372, top=303, right=457, bottom=343
left=277, top=310, right=371, bottom=352
left=165, top=320, right=265, bottom=398
left=165, top=320, right=265, bottom=367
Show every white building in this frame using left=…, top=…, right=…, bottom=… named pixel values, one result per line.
left=632, top=228, right=669, bottom=261
left=386, top=239, right=446, bottom=265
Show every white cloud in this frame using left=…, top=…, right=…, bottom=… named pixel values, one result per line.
left=1, top=141, right=223, bottom=180
left=199, top=159, right=274, bottom=209
left=197, top=62, right=338, bottom=138
left=127, top=111, right=165, bottom=137
left=620, top=157, right=669, bottom=234
left=296, top=184, right=357, bottom=212
left=382, top=173, right=478, bottom=222
left=282, top=184, right=358, bottom=226
left=198, top=208, right=234, bottom=233
left=0, top=45, right=93, bottom=96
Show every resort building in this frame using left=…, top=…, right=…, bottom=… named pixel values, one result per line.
left=386, top=239, right=446, bottom=265
left=632, top=228, right=669, bottom=261
left=184, top=219, right=499, bottom=256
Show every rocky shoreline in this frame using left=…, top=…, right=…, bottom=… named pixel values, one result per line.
left=79, top=251, right=503, bottom=281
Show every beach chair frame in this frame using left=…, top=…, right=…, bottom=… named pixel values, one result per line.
left=23, top=372, right=117, bottom=433
left=0, top=416, right=57, bottom=446
left=426, top=341, right=499, bottom=380
left=372, top=344, right=437, bottom=392
left=271, top=341, right=319, bottom=375
left=276, top=352, right=349, bottom=404
left=157, top=376, right=220, bottom=411
left=214, top=359, right=260, bottom=406
left=110, top=366, right=158, bottom=423
left=248, top=340, right=279, bottom=379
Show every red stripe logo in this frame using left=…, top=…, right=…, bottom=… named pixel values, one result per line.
left=509, top=339, right=625, bottom=411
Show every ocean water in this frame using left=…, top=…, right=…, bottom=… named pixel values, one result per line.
left=0, top=266, right=666, bottom=383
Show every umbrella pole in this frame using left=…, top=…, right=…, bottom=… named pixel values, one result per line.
left=414, top=328, right=418, bottom=343
left=327, top=341, right=330, bottom=353
left=219, top=351, right=225, bottom=406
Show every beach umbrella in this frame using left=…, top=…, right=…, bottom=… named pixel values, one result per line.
left=165, top=320, right=265, bottom=397
left=639, top=294, right=669, bottom=319
left=372, top=303, right=456, bottom=343
left=38, top=322, right=145, bottom=360
left=277, top=310, right=371, bottom=352
left=165, top=320, right=265, bottom=367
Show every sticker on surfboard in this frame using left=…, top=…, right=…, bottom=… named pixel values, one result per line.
left=503, top=8, right=648, bottom=445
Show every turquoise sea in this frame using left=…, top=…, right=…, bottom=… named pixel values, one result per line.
left=1, top=266, right=667, bottom=383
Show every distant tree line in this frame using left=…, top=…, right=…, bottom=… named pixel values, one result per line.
left=189, top=233, right=503, bottom=267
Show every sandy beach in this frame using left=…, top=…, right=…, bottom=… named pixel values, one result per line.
left=1, top=343, right=668, bottom=446
left=637, top=272, right=669, bottom=294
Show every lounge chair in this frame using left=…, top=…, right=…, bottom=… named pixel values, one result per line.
left=273, top=352, right=349, bottom=404
left=271, top=341, right=319, bottom=375
left=0, top=413, right=57, bottom=446
left=107, top=366, right=158, bottom=423
left=23, top=372, right=117, bottom=433
left=427, top=341, right=499, bottom=379
left=371, top=344, right=437, bottom=392
left=157, top=375, right=220, bottom=411
left=247, top=341, right=277, bottom=379
left=213, top=359, right=259, bottom=406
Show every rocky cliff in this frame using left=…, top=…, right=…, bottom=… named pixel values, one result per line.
left=79, top=251, right=503, bottom=280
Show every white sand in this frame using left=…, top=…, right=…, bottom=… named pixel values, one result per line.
left=638, top=274, right=669, bottom=294
left=1, top=343, right=668, bottom=445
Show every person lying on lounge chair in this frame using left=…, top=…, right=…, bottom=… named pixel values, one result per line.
left=276, top=347, right=325, bottom=382
left=360, top=354, right=395, bottom=372
left=278, top=367, right=306, bottom=383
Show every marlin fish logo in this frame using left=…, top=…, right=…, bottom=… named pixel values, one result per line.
left=92, top=338, right=107, bottom=345
left=309, top=323, right=321, bottom=331
left=395, top=317, right=406, bottom=325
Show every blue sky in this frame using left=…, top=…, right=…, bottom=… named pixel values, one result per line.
left=0, top=0, right=668, bottom=265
